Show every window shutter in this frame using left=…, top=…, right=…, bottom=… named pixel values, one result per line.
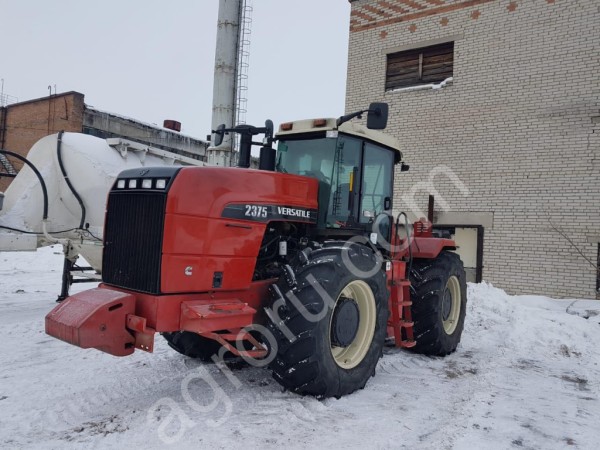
left=421, top=42, right=454, bottom=83
left=385, top=48, right=421, bottom=91
left=386, top=42, right=454, bottom=90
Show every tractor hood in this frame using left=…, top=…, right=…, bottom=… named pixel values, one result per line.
left=103, top=166, right=319, bottom=295
left=166, top=166, right=318, bottom=219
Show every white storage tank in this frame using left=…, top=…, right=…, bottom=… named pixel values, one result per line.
left=0, top=132, right=203, bottom=271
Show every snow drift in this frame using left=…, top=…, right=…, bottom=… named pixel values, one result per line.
left=0, top=247, right=598, bottom=449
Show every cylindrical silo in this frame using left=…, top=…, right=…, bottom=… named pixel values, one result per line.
left=208, top=0, right=241, bottom=166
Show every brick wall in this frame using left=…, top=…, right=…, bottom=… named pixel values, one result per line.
left=346, top=0, right=600, bottom=298
left=0, top=92, right=85, bottom=192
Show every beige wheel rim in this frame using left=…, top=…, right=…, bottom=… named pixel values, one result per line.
left=330, top=280, right=376, bottom=369
left=442, top=275, right=461, bottom=335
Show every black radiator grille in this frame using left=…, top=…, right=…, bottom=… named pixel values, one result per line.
left=102, top=192, right=167, bottom=294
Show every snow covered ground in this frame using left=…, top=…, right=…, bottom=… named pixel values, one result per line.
left=1, top=246, right=599, bottom=449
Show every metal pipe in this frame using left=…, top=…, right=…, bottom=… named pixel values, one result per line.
left=56, top=131, right=86, bottom=229
left=428, top=195, right=434, bottom=223
left=238, top=132, right=251, bottom=168
left=0, top=105, right=7, bottom=150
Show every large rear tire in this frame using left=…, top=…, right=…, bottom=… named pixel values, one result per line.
left=266, top=243, right=389, bottom=398
left=409, top=251, right=467, bottom=356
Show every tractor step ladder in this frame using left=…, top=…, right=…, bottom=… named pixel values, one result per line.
left=388, top=266, right=416, bottom=348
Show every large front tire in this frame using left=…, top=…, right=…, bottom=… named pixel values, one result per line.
left=266, top=243, right=389, bottom=398
left=409, top=251, right=467, bottom=356
left=161, top=331, right=224, bottom=362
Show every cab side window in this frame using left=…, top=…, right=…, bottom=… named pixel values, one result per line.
left=360, top=143, right=394, bottom=223
left=328, top=137, right=361, bottom=227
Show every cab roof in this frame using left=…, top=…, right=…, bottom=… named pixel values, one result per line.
left=276, top=118, right=402, bottom=161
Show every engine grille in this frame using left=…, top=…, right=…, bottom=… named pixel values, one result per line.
left=102, top=192, right=167, bottom=294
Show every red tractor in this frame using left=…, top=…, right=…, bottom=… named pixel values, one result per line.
left=46, top=104, right=467, bottom=398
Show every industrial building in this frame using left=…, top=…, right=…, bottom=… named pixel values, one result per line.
left=346, top=0, right=599, bottom=298
left=0, top=91, right=209, bottom=192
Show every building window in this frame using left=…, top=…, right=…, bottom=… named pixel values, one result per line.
left=385, top=42, right=454, bottom=91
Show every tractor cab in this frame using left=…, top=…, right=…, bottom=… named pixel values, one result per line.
left=274, top=104, right=406, bottom=240
left=211, top=102, right=405, bottom=241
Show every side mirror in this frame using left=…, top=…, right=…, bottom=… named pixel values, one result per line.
left=366, top=102, right=388, bottom=130
left=213, top=124, right=226, bottom=146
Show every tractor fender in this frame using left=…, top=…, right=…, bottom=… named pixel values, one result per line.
left=411, top=237, right=456, bottom=259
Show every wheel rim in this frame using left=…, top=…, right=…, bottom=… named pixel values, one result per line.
left=330, top=280, right=376, bottom=369
left=442, top=275, right=461, bottom=335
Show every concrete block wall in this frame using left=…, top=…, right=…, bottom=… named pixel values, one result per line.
left=346, top=0, right=600, bottom=298
left=83, top=108, right=208, bottom=161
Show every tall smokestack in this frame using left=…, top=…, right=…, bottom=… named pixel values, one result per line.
left=208, top=0, right=241, bottom=166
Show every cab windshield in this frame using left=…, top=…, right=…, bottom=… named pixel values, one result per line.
left=276, top=137, right=336, bottom=182
left=276, top=135, right=393, bottom=229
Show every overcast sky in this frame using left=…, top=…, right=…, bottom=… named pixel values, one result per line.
left=1, top=0, right=351, bottom=140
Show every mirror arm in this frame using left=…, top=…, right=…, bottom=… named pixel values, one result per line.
left=336, top=109, right=368, bottom=127
left=336, top=107, right=383, bottom=127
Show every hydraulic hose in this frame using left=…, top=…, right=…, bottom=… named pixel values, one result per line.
left=0, top=149, right=49, bottom=219
left=0, top=146, right=75, bottom=244
left=56, top=131, right=86, bottom=229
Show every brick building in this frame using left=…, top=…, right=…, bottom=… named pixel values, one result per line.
left=0, top=92, right=208, bottom=192
left=346, top=0, right=599, bottom=298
